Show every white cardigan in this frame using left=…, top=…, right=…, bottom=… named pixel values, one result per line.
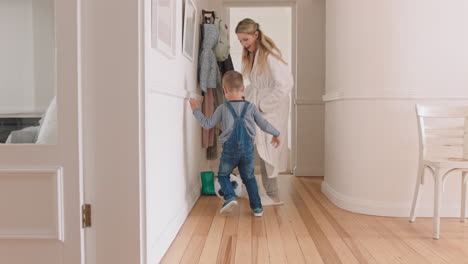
left=245, top=52, right=293, bottom=178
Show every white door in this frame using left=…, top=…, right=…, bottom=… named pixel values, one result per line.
left=0, top=0, right=83, bottom=263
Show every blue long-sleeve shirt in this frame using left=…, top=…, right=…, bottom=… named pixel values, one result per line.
left=193, top=100, right=280, bottom=144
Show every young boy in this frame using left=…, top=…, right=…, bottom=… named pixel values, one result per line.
left=190, top=70, right=280, bottom=216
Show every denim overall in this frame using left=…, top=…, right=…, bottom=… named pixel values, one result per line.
left=217, top=101, right=262, bottom=210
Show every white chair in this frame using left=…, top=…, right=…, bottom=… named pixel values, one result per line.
left=410, top=105, right=468, bottom=239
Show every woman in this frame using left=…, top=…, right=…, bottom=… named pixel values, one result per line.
left=235, top=18, right=293, bottom=204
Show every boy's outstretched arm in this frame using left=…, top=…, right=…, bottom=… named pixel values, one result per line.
left=190, top=98, right=222, bottom=129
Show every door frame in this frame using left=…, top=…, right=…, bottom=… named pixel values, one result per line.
left=224, top=1, right=298, bottom=174
left=81, top=0, right=145, bottom=263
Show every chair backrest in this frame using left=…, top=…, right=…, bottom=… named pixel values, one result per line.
left=416, top=105, right=468, bottom=160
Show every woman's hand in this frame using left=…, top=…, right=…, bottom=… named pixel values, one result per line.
left=271, top=136, right=280, bottom=148
left=189, top=98, right=200, bottom=110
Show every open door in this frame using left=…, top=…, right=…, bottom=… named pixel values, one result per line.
left=0, top=0, right=83, bottom=263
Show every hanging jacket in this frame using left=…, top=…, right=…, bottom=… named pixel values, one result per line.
left=198, top=24, right=219, bottom=92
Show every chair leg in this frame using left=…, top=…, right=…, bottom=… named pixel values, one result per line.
left=433, top=168, right=442, bottom=239
left=410, top=165, right=424, bottom=222
left=461, top=172, right=467, bottom=223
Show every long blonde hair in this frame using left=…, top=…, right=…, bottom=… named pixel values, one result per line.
left=235, top=18, right=287, bottom=76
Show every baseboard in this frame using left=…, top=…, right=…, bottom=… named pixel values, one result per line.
left=150, top=184, right=201, bottom=263
left=294, top=166, right=323, bottom=176
left=321, top=181, right=464, bottom=217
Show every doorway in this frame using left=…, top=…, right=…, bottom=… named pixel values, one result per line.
left=225, top=4, right=296, bottom=173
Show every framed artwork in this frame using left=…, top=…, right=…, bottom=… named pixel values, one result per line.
left=182, top=0, right=197, bottom=61
left=152, top=0, right=176, bottom=58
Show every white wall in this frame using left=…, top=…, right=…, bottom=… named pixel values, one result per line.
left=144, top=0, right=217, bottom=262
left=324, top=0, right=468, bottom=216
left=0, top=0, right=55, bottom=114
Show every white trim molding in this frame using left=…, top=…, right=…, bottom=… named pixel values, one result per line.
left=322, top=93, right=468, bottom=103
left=295, top=99, right=324, bottom=105
left=149, top=88, right=189, bottom=99
left=224, top=1, right=296, bottom=8
left=321, top=181, right=463, bottom=217
left=321, top=91, right=343, bottom=102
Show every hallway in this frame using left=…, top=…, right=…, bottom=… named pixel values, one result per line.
left=161, top=175, right=468, bottom=263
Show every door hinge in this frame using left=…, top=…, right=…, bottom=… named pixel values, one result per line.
left=82, top=204, right=92, bottom=228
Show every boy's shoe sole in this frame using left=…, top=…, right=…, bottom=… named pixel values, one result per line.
left=253, top=211, right=263, bottom=217
left=220, top=200, right=238, bottom=214
left=252, top=208, right=263, bottom=217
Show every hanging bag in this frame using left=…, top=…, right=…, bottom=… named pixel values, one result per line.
left=214, top=17, right=230, bottom=62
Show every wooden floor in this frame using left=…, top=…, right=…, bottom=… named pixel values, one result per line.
left=161, top=175, right=468, bottom=263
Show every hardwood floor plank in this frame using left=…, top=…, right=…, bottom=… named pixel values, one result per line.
left=180, top=197, right=218, bottom=264
left=414, top=219, right=468, bottom=263
left=299, top=177, right=373, bottom=264
left=263, top=206, right=288, bottom=264
left=298, top=178, right=397, bottom=264
left=216, top=198, right=240, bottom=264
left=380, top=219, right=449, bottom=264
left=288, top=180, right=343, bottom=263
left=274, top=205, right=307, bottom=263
left=301, top=177, right=448, bottom=264
left=301, top=177, right=430, bottom=264
left=234, top=199, right=253, bottom=264
left=293, top=177, right=359, bottom=264
left=161, top=196, right=209, bottom=263
left=278, top=176, right=324, bottom=264
left=162, top=175, right=468, bottom=264
left=199, top=199, right=226, bottom=264
left=251, top=208, right=270, bottom=264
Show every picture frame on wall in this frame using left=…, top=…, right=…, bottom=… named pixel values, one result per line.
left=152, top=0, right=176, bottom=58
left=182, top=0, right=197, bottom=61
